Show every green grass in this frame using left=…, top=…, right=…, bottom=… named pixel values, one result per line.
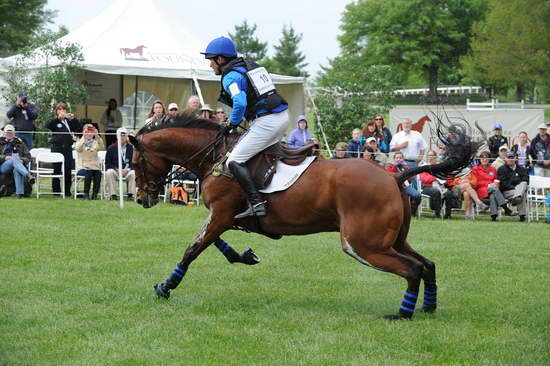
left=1, top=198, right=549, bottom=365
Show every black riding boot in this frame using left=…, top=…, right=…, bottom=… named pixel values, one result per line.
left=228, top=161, right=267, bottom=219
left=83, top=175, right=92, bottom=199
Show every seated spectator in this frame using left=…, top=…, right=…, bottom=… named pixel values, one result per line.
left=459, top=172, right=488, bottom=220
left=105, top=127, right=135, bottom=200
left=100, top=98, right=123, bottom=147
left=362, top=120, right=388, bottom=153
left=529, top=123, right=550, bottom=177
left=472, top=151, right=515, bottom=221
left=0, top=124, right=34, bottom=198
left=387, top=152, right=421, bottom=216
left=497, top=151, right=529, bottom=222
left=348, top=128, right=364, bottom=158
left=288, top=115, right=313, bottom=148
left=488, top=124, right=508, bottom=159
left=215, top=108, right=228, bottom=124
left=441, top=176, right=463, bottom=219
left=75, top=124, right=104, bottom=200
left=491, top=145, right=509, bottom=171
left=145, top=100, right=165, bottom=124
left=200, top=104, right=215, bottom=120
left=511, top=131, right=531, bottom=169
left=333, top=142, right=349, bottom=159
left=373, top=114, right=392, bottom=153
left=419, top=150, right=442, bottom=218
left=362, top=137, right=387, bottom=167
left=167, top=103, right=179, bottom=118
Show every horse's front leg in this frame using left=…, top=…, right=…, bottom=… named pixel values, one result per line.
left=154, top=212, right=231, bottom=299
left=214, top=237, right=261, bottom=265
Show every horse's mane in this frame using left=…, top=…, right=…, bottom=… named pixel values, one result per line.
left=137, top=112, right=222, bottom=136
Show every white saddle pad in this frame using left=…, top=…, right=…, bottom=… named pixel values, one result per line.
left=259, top=156, right=317, bottom=194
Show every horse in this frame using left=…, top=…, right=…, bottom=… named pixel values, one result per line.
left=396, top=115, right=432, bottom=133
left=129, top=113, right=481, bottom=320
left=120, top=45, right=147, bottom=58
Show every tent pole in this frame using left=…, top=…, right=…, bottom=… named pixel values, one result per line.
left=120, top=75, right=124, bottom=118
left=133, top=76, right=138, bottom=129
left=306, top=85, right=332, bottom=158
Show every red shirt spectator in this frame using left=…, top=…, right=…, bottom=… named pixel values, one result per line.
left=472, top=163, right=497, bottom=200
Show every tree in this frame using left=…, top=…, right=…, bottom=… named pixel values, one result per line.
left=338, top=0, right=487, bottom=99
left=0, top=0, right=57, bottom=57
left=263, top=25, right=308, bottom=77
left=462, top=0, right=550, bottom=101
left=2, top=30, right=87, bottom=147
left=228, top=19, right=268, bottom=62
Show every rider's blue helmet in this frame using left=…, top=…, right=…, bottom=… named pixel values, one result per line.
left=201, top=37, right=238, bottom=59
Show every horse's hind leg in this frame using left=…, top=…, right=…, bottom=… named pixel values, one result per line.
left=342, top=237, right=423, bottom=320
left=214, top=237, right=261, bottom=265
left=397, top=242, right=437, bottom=313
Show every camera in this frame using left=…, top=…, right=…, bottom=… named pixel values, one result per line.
left=21, top=97, right=28, bottom=104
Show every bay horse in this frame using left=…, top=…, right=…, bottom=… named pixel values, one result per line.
left=129, top=114, right=481, bottom=320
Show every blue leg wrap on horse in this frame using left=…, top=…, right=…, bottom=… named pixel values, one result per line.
left=165, top=265, right=187, bottom=288
left=399, top=291, right=418, bottom=316
left=214, top=238, right=231, bottom=254
left=424, top=282, right=437, bottom=306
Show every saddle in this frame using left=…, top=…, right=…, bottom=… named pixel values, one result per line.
left=246, top=141, right=319, bottom=189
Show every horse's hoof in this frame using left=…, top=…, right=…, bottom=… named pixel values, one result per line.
left=154, top=283, right=170, bottom=299
left=383, top=313, right=412, bottom=320
left=241, top=248, right=261, bottom=265
left=417, top=305, right=437, bottom=313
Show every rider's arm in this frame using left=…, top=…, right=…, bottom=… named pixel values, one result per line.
left=222, top=71, right=247, bottom=126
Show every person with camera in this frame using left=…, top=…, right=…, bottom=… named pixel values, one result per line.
left=6, top=92, right=38, bottom=149
left=46, top=103, right=82, bottom=196
left=75, top=124, right=104, bottom=200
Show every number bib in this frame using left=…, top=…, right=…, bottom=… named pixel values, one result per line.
left=246, top=67, right=276, bottom=96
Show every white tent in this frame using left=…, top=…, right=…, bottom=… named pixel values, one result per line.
left=1, top=0, right=305, bottom=130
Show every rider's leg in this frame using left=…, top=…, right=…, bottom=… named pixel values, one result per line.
left=226, top=111, right=289, bottom=219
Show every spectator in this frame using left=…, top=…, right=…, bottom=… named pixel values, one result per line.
left=441, top=176, right=463, bottom=220
left=458, top=172, right=488, bottom=220
left=511, top=131, right=531, bottom=169
left=288, top=115, right=313, bottom=148
left=185, top=95, right=201, bottom=116
left=497, top=151, right=529, bottom=222
left=200, top=104, right=215, bottom=120
left=348, top=128, right=364, bottom=158
left=362, top=137, right=387, bottom=167
left=167, top=103, right=179, bottom=118
left=419, top=150, right=442, bottom=218
left=488, top=124, right=508, bottom=159
left=75, top=124, right=104, bottom=200
left=387, top=152, right=421, bottom=216
left=100, top=98, right=123, bottom=147
left=473, top=151, right=515, bottom=221
left=0, top=124, right=34, bottom=198
left=362, top=120, right=388, bottom=153
left=492, top=145, right=509, bottom=171
left=333, top=142, right=349, bottom=159
left=529, top=123, right=550, bottom=177
left=105, top=127, right=135, bottom=200
left=6, top=92, right=38, bottom=149
left=145, top=100, right=166, bottom=124
left=46, top=103, right=81, bottom=196
left=373, top=114, right=392, bottom=153
left=215, top=108, right=228, bottom=124
left=390, top=118, right=426, bottom=168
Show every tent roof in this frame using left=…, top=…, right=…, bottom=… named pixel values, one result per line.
left=1, top=0, right=303, bottom=84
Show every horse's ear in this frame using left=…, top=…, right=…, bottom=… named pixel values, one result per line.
left=128, top=135, right=139, bottom=148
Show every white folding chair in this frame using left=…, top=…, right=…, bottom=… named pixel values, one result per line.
left=98, top=151, right=107, bottom=199
left=527, top=175, right=550, bottom=221
left=29, top=148, right=52, bottom=175
left=35, top=152, right=65, bottom=199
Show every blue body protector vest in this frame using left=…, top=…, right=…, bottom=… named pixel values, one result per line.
left=218, top=58, right=287, bottom=121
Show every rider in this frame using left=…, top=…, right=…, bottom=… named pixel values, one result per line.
left=201, top=36, right=290, bottom=219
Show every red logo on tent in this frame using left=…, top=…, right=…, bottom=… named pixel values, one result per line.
left=396, top=115, right=432, bottom=133
left=120, top=45, right=148, bottom=60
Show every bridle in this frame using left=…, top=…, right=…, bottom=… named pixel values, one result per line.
left=134, top=128, right=233, bottom=197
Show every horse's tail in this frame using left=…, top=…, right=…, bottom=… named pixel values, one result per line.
left=395, top=116, right=486, bottom=186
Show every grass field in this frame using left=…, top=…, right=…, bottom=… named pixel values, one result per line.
left=1, top=197, right=549, bottom=365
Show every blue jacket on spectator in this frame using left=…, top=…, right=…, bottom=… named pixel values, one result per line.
left=348, top=139, right=363, bottom=158
left=105, top=142, right=133, bottom=171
